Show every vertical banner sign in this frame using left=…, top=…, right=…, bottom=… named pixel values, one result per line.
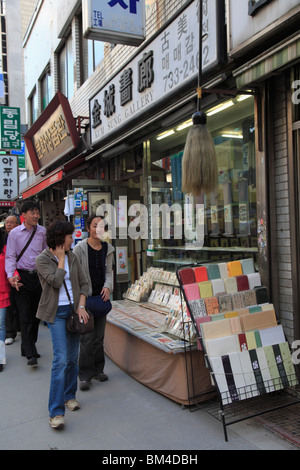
left=0, top=155, right=18, bottom=200
left=82, top=0, right=146, bottom=46
left=0, top=107, right=21, bottom=151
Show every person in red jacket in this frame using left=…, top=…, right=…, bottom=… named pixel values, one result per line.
left=0, top=230, right=22, bottom=371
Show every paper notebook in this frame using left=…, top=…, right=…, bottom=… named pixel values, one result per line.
left=198, top=281, right=213, bottom=298
left=218, top=262, right=229, bottom=279
left=240, top=258, right=255, bottom=275
left=224, top=277, right=238, bottom=294
left=236, top=275, right=249, bottom=292
left=178, top=268, right=196, bottom=285
left=227, top=261, right=243, bottom=277
left=183, top=283, right=200, bottom=301
left=194, top=266, right=208, bottom=283
left=211, top=278, right=225, bottom=296
left=207, top=264, right=221, bottom=280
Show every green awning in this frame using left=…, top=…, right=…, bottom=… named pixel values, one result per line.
left=233, top=33, right=300, bottom=89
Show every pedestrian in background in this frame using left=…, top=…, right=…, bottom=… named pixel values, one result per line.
left=73, top=215, right=114, bottom=391
left=5, top=202, right=47, bottom=367
left=3, top=215, right=20, bottom=345
left=0, top=231, right=22, bottom=371
left=36, top=220, right=89, bottom=430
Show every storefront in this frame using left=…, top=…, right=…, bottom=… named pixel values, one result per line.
left=80, top=0, right=263, bottom=405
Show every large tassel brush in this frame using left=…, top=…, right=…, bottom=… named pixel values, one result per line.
left=181, top=111, right=218, bottom=196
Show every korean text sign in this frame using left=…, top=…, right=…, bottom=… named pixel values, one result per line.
left=82, top=0, right=145, bottom=46
left=0, top=107, right=21, bottom=151
left=89, top=0, right=220, bottom=146
left=0, top=155, right=18, bottom=200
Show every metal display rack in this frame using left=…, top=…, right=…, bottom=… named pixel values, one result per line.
left=176, top=262, right=300, bottom=442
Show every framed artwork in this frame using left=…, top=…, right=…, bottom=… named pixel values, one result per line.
left=88, top=192, right=111, bottom=218
left=116, top=247, right=128, bottom=275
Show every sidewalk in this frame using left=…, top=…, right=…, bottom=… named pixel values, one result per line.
left=0, top=324, right=298, bottom=451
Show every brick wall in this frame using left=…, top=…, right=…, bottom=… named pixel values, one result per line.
left=272, top=75, right=294, bottom=343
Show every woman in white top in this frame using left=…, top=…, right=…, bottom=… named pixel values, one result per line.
left=36, top=221, right=89, bottom=430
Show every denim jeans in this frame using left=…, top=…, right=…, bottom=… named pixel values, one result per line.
left=0, top=307, right=6, bottom=364
left=48, top=304, right=80, bottom=418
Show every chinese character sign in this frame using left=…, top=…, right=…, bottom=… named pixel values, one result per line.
left=31, top=104, right=76, bottom=172
left=0, top=155, right=18, bottom=200
left=90, top=0, right=220, bottom=146
left=0, top=107, right=21, bottom=151
left=82, top=0, right=146, bottom=46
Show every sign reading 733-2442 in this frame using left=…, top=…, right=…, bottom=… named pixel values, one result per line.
left=0, top=106, right=21, bottom=151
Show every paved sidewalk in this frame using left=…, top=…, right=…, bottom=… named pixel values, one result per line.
left=0, top=324, right=297, bottom=451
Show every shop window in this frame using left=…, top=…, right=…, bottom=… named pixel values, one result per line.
left=149, top=95, right=257, bottom=270
left=41, top=66, right=51, bottom=111
left=58, top=35, right=74, bottom=99
left=79, top=12, right=105, bottom=83
left=29, top=87, right=38, bottom=124
left=87, top=40, right=104, bottom=78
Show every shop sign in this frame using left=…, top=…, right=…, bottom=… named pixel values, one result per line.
left=0, top=155, right=18, bottom=200
left=24, top=92, right=80, bottom=175
left=82, top=0, right=145, bottom=46
left=0, top=201, right=16, bottom=207
left=0, top=107, right=21, bottom=151
left=228, top=0, right=300, bottom=56
left=89, top=0, right=221, bottom=147
left=22, top=169, right=63, bottom=200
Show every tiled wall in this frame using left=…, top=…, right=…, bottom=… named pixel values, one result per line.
left=272, top=75, right=294, bottom=343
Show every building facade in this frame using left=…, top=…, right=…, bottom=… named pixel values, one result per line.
left=14, top=0, right=300, bottom=345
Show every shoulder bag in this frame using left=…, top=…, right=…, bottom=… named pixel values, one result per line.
left=86, top=241, right=112, bottom=317
left=64, top=280, right=94, bottom=335
left=16, top=225, right=37, bottom=262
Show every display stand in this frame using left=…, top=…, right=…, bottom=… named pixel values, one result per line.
left=104, top=294, right=216, bottom=406
left=176, top=260, right=300, bottom=442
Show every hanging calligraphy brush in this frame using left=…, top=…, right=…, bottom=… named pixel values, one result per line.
left=181, top=1, right=217, bottom=196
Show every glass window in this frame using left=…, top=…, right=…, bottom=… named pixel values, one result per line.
left=87, top=39, right=105, bottom=79
left=30, top=88, right=38, bottom=124
left=59, top=35, right=74, bottom=99
left=149, top=95, right=257, bottom=270
left=41, top=68, right=51, bottom=110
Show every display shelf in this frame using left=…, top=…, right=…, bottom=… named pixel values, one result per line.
left=105, top=299, right=216, bottom=406
left=108, top=299, right=191, bottom=354
left=200, top=387, right=300, bottom=442
left=176, top=261, right=300, bottom=442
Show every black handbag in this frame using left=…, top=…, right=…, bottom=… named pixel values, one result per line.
left=63, top=281, right=94, bottom=335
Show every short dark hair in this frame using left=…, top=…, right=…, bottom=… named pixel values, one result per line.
left=21, top=201, right=40, bottom=213
left=47, top=220, right=74, bottom=249
left=86, top=214, right=104, bottom=231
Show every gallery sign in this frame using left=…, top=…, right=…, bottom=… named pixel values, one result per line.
left=24, top=91, right=80, bottom=175
left=89, top=0, right=223, bottom=147
left=82, top=0, right=146, bottom=46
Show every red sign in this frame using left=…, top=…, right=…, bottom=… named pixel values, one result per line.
left=0, top=201, right=16, bottom=207
left=22, top=169, right=63, bottom=199
left=24, top=92, right=79, bottom=175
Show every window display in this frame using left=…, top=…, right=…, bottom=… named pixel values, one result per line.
left=149, top=95, right=257, bottom=270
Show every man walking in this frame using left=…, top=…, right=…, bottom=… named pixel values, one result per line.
left=5, top=202, right=47, bottom=366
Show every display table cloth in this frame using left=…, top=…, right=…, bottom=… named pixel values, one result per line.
left=104, top=300, right=216, bottom=405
